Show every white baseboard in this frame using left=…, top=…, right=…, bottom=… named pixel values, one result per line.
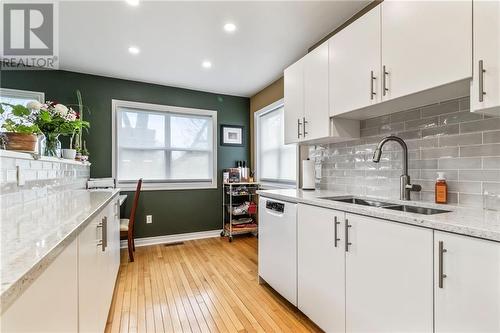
left=120, top=229, right=222, bottom=248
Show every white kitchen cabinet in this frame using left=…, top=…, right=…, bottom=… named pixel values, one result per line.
left=330, top=5, right=381, bottom=116
left=434, top=231, right=500, bottom=332
left=1, top=239, right=78, bottom=333
left=78, top=210, right=103, bottom=333
left=284, top=57, right=304, bottom=144
left=471, top=0, right=500, bottom=116
left=345, top=213, right=433, bottom=333
left=381, top=0, right=472, bottom=102
left=297, top=204, right=345, bottom=333
left=303, top=42, right=330, bottom=141
left=79, top=200, right=120, bottom=333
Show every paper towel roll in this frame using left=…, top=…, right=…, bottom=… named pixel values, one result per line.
left=302, top=159, right=315, bottom=190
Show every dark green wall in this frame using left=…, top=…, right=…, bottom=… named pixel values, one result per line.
left=1, top=70, right=250, bottom=238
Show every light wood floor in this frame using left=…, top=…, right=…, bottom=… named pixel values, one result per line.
left=105, top=235, right=321, bottom=333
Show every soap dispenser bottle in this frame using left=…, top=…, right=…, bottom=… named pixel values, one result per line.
left=435, top=172, right=448, bottom=204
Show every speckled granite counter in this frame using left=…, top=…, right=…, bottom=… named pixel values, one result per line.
left=257, top=189, right=500, bottom=242
left=0, top=189, right=120, bottom=312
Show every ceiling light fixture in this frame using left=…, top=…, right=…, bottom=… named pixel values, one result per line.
left=202, top=60, right=212, bottom=69
left=126, top=0, right=139, bottom=6
left=223, top=23, right=237, bottom=33
left=128, top=46, right=140, bottom=55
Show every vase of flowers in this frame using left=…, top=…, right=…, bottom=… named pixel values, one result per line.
left=0, top=102, right=41, bottom=152
left=30, top=101, right=89, bottom=157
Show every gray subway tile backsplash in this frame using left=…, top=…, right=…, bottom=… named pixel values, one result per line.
left=310, top=96, right=500, bottom=207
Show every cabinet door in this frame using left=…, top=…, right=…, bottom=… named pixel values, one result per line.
left=330, top=5, right=381, bottom=116
left=381, top=1, right=472, bottom=101
left=303, top=42, right=330, bottom=141
left=1, top=239, right=78, bottom=333
left=435, top=232, right=500, bottom=332
left=284, top=58, right=304, bottom=144
left=471, top=0, right=500, bottom=115
left=78, top=213, right=102, bottom=333
left=298, top=204, right=345, bottom=333
left=345, top=214, right=433, bottom=332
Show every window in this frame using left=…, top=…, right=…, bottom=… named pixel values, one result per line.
left=255, top=99, right=297, bottom=187
left=0, top=88, right=44, bottom=130
left=112, top=100, right=217, bottom=190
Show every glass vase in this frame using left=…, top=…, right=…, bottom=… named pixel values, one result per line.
left=42, top=133, right=61, bottom=157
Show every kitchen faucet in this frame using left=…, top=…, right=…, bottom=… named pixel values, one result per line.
left=372, top=135, right=421, bottom=201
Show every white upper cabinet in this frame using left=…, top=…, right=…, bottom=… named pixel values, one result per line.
left=345, top=213, right=433, bottom=333
left=284, top=57, right=304, bottom=144
left=434, top=231, right=500, bottom=333
left=471, top=0, right=500, bottom=116
left=330, top=6, right=381, bottom=116
left=304, top=42, right=330, bottom=141
left=381, top=0, right=472, bottom=102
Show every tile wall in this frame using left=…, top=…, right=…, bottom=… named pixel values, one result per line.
left=309, top=97, right=500, bottom=207
left=0, top=153, right=90, bottom=209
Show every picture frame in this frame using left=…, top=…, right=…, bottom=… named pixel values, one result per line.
left=220, top=124, right=244, bottom=146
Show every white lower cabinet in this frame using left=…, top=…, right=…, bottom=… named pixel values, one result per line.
left=1, top=199, right=120, bottom=333
left=296, top=205, right=434, bottom=333
left=79, top=198, right=120, bottom=333
left=1, top=238, right=79, bottom=333
left=345, top=213, right=433, bottom=332
left=297, top=204, right=345, bottom=333
left=434, top=231, right=500, bottom=332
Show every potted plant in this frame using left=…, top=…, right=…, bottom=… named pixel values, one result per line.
left=62, top=129, right=78, bottom=160
left=31, top=101, right=89, bottom=157
left=0, top=102, right=41, bottom=152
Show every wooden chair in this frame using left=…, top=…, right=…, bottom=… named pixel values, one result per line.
left=120, top=178, right=142, bottom=262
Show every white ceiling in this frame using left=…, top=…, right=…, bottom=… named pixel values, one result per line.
left=59, top=1, right=368, bottom=97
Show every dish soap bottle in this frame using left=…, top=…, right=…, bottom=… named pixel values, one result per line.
left=435, top=172, right=448, bottom=204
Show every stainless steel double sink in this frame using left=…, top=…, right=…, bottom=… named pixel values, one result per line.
left=320, top=196, right=451, bottom=215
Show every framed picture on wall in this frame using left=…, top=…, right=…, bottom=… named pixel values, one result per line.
left=220, top=124, right=244, bottom=146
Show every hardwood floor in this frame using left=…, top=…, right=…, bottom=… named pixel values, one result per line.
left=105, top=235, right=321, bottom=333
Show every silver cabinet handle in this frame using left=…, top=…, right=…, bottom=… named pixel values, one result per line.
left=302, top=117, right=308, bottom=137
left=334, top=216, right=341, bottom=247
left=97, top=217, right=108, bottom=252
left=370, top=70, right=376, bottom=100
left=102, top=216, right=108, bottom=251
left=438, top=241, right=447, bottom=288
left=479, top=60, right=486, bottom=102
left=345, top=219, right=352, bottom=252
left=297, top=118, right=302, bottom=138
left=382, top=65, right=389, bottom=96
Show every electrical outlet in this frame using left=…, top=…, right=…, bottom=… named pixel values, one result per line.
left=146, top=215, right=153, bottom=224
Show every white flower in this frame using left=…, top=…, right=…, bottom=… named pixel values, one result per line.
left=26, top=101, right=42, bottom=110
left=54, top=104, right=68, bottom=116
left=65, top=111, right=77, bottom=121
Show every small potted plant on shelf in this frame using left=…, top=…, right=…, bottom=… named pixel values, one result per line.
left=0, top=102, right=41, bottom=152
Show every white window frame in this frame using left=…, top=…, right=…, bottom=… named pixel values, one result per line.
left=254, top=98, right=298, bottom=189
left=112, top=99, right=218, bottom=191
left=0, top=87, right=44, bottom=104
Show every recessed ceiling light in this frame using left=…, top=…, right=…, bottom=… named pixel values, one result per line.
left=202, top=60, right=212, bottom=69
left=224, top=23, right=237, bottom=33
left=126, top=0, right=139, bottom=6
left=128, top=46, right=140, bottom=55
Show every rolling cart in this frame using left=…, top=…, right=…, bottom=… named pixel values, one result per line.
left=221, top=182, right=259, bottom=242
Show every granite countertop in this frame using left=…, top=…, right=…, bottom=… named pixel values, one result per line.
left=0, top=189, right=120, bottom=313
left=257, top=189, right=500, bottom=243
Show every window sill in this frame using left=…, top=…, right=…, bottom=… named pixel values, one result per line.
left=117, top=182, right=217, bottom=191
left=258, top=181, right=297, bottom=190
